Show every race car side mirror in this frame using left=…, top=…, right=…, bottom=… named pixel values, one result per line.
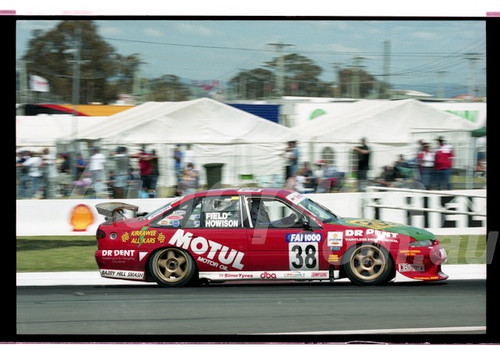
left=301, top=216, right=312, bottom=231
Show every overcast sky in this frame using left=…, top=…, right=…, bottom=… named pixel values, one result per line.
left=16, top=18, right=487, bottom=94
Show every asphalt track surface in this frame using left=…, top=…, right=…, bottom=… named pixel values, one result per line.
left=16, top=266, right=488, bottom=340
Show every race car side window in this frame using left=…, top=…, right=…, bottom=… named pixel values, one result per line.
left=183, top=199, right=203, bottom=228
left=246, top=197, right=304, bottom=228
left=151, top=198, right=202, bottom=228
left=201, top=196, right=241, bottom=228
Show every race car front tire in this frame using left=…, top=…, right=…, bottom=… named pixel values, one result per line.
left=344, top=243, right=393, bottom=286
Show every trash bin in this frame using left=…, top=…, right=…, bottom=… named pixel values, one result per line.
left=203, top=163, right=224, bottom=189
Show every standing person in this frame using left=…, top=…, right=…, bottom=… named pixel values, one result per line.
left=41, top=148, right=58, bottom=198
left=72, top=153, right=90, bottom=197
left=149, top=149, right=159, bottom=198
left=173, top=144, right=183, bottom=195
left=177, top=162, right=199, bottom=195
left=89, top=147, right=107, bottom=197
left=353, top=137, right=371, bottom=191
left=475, top=137, right=486, bottom=177
left=112, top=146, right=130, bottom=199
left=58, top=153, right=72, bottom=197
left=131, top=147, right=154, bottom=197
left=417, top=142, right=434, bottom=189
left=16, top=149, right=31, bottom=198
left=74, top=152, right=87, bottom=181
left=314, top=160, right=326, bottom=192
left=22, top=150, right=43, bottom=198
left=284, top=141, right=299, bottom=188
left=434, top=136, right=454, bottom=190
left=298, top=162, right=316, bottom=190
left=183, top=144, right=196, bottom=168
left=294, top=168, right=308, bottom=193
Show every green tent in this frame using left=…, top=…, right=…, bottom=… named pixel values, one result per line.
left=471, top=126, right=486, bottom=138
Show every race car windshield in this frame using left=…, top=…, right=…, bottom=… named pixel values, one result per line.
left=296, top=198, right=339, bottom=223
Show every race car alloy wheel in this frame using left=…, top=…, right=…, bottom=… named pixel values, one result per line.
left=149, top=247, right=196, bottom=287
left=344, top=244, right=393, bottom=285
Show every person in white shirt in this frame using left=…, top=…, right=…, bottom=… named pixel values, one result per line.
left=183, top=144, right=196, bottom=167
left=89, top=147, right=107, bottom=197
left=42, top=148, right=59, bottom=198
left=22, top=150, right=43, bottom=198
left=417, top=142, right=435, bottom=189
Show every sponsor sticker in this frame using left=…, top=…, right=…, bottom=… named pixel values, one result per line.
left=343, top=228, right=398, bottom=243
left=100, top=269, right=145, bottom=280
left=327, top=231, right=343, bottom=247
left=328, top=254, right=339, bottom=263
left=286, top=233, right=322, bottom=242
left=198, top=271, right=329, bottom=281
left=102, top=249, right=135, bottom=257
left=121, top=227, right=165, bottom=246
left=169, top=229, right=245, bottom=270
left=286, top=192, right=305, bottom=205
left=398, top=263, right=425, bottom=272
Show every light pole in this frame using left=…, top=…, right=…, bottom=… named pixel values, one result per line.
left=465, top=53, right=480, bottom=97
left=64, top=26, right=87, bottom=182
left=267, top=42, right=294, bottom=98
left=437, top=71, right=447, bottom=99
left=351, top=56, right=364, bottom=99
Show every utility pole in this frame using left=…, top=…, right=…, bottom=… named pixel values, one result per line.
left=267, top=42, right=294, bottom=97
left=19, top=59, right=29, bottom=104
left=382, top=40, right=391, bottom=99
left=70, top=27, right=82, bottom=117
left=333, top=63, right=342, bottom=97
left=133, top=69, right=141, bottom=104
left=437, top=71, right=447, bottom=99
left=239, top=70, right=247, bottom=99
left=64, top=26, right=88, bottom=182
left=132, top=58, right=146, bottom=104
left=465, top=53, right=480, bottom=97
left=64, top=27, right=90, bottom=117
left=351, top=56, right=364, bottom=99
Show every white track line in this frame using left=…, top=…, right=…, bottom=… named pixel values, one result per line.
left=255, top=326, right=486, bottom=335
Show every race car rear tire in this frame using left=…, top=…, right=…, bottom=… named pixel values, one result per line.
left=344, top=244, right=393, bottom=286
left=149, top=247, right=196, bottom=287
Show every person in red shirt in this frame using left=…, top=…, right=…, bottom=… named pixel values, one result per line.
left=131, top=147, right=155, bottom=197
left=433, top=136, right=454, bottom=190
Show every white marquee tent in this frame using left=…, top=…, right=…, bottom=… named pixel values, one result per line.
left=16, top=98, right=484, bottom=190
left=59, top=98, right=302, bottom=187
left=16, top=115, right=107, bottom=148
left=293, top=99, right=481, bottom=177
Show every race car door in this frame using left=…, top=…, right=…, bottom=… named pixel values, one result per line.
left=243, top=195, right=324, bottom=272
left=159, top=195, right=247, bottom=272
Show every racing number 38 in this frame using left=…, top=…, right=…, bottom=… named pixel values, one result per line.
left=289, top=242, right=319, bottom=270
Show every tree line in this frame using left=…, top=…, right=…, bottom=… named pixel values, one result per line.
left=19, top=20, right=389, bottom=104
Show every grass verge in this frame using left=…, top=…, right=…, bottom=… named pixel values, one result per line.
left=16, top=234, right=486, bottom=273
left=17, top=236, right=98, bottom=272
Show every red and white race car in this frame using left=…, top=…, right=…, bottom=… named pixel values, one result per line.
left=95, top=188, right=448, bottom=287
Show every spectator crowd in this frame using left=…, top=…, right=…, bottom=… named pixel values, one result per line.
left=16, top=136, right=483, bottom=199
left=16, top=144, right=199, bottom=200
left=373, top=136, right=458, bottom=190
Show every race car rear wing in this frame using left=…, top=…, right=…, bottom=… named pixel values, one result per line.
left=96, top=202, right=139, bottom=222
